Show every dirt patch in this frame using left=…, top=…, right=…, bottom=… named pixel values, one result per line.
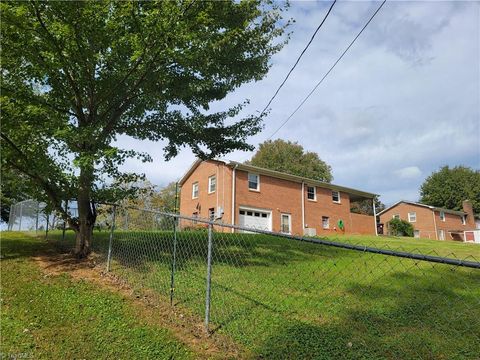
left=32, top=248, right=246, bottom=360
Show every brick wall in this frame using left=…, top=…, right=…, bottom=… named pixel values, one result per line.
left=179, top=160, right=233, bottom=228
left=235, top=169, right=304, bottom=235
left=181, top=161, right=376, bottom=236
left=350, top=213, right=376, bottom=235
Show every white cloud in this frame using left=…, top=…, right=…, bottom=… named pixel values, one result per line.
left=115, top=1, right=480, bottom=206
left=394, top=166, right=422, bottom=179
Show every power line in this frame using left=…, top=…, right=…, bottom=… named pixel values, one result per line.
left=259, top=0, right=337, bottom=117
left=267, top=0, right=387, bottom=140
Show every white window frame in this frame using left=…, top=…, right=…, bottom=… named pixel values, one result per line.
left=393, top=214, right=400, bottom=220
left=462, top=215, right=466, bottom=225
left=192, top=182, right=199, bottom=199
left=408, top=212, right=416, bottom=223
left=439, top=211, right=445, bottom=222
left=307, top=186, right=316, bottom=201
left=332, top=190, right=341, bottom=203
left=208, top=175, right=216, bottom=194
left=248, top=173, right=260, bottom=191
left=280, top=213, right=292, bottom=234
left=322, top=216, right=329, bottom=229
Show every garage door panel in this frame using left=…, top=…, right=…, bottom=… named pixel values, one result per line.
left=239, top=208, right=271, bottom=232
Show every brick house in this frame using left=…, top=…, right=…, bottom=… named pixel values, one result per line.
left=378, top=200, right=476, bottom=241
left=179, top=159, right=377, bottom=236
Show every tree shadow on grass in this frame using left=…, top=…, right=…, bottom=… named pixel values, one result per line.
left=254, top=266, right=480, bottom=360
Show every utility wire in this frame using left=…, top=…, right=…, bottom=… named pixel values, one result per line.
left=259, top=0, right=337, bottom=117
left=267, top=0, right=387, bottom=140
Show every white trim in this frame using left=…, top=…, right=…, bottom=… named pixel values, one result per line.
left=432, top=210, right=438, bottom=240
left=208, top=175, right=216, bottom=194
left=408, top=212, right=417, bottom=223
left=248, top=173, right=260, bottom=191
left=192, top=182, right=199, bottom=199
left=280, top=213, right=292, bottom=234
left=373, top=198, right=378, bottom=236
left=332, top=190, right=341, bottom=203
left=462, top=215, right=466, bottom=225
left=306, top=185, right=316, bottom=201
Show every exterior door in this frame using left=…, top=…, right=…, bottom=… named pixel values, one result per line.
left=438, top=230, right=445, bottom=240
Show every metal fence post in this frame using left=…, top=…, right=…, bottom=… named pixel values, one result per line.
left=45, top=212, right=49, bottom=239
left=106, top=205, right=117, bottom=272
left=18, top=201, right=23, bottom=231
left=62, top=200, right=68, bottom=241
left=35, top=201, right=40, bottom=235
left=170, top=215, right=178, bottom=306
left=204, top=222, right=214, bottom=332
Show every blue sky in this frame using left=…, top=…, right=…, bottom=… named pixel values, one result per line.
left=116, top=0, right=480, bottom=206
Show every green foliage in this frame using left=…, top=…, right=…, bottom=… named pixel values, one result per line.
left=420, top=166, right=480, bottom=214
left=387, top=218, right=414, bottom=237
left=246, top=139, right=333, bottom=182
left=0, top=1, right=290, bottom=251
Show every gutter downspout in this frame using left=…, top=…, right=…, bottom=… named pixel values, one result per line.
left=231, top=164, right=238, bottom=233
left=301, top=181, right=305, bottom=235
left=432, top=210, right=438, bottom=240
left=373, top=198, right=378, bottom=236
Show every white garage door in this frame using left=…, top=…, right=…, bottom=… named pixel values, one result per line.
left=239, top=209, right=271, bottom=232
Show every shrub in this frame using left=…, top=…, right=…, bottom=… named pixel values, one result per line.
left=387, top=218, right=414, bottom=237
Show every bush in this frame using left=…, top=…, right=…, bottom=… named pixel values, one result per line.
left=387, top=218, right=414, bottom=237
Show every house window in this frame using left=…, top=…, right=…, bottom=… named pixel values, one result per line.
left=393, top=214, right=400, bottom=220
left=208, top=176, right=216, bottom=194
left=439, top=211, right=445, bottom=221
left=414, top=230, right=420, bottom=238
left=322, top=216, right=329, bottom=229
left=208, top=207, right=215, bottom=220
left=307, top=186, right=316, bottom=201
left=332, top=191, right=340, bottom=203
left=192, top=211, right=199, bottom=224
left=462, top=215, right=466, bottom=225
left=248, top=173, right=259, bottom=191
left=408, top=212, right=416, bottom=222
left=280, top=214, right=291, bottom=234
left=192, top=182, right=199, bottom=199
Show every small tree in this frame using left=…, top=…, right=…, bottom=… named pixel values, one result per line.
left=420, top=166, right=480, bottom=213
left=246, top=139, right=333, bottom=182
left=387, top=218, right=414, bottom=237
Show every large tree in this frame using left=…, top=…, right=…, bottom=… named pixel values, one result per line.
left=420, top=166, right=480, bottom=213
left=246, top=139, right=333, bottom=182
left=1, top=1, right=289, bottom=257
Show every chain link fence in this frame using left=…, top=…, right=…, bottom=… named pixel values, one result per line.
left=7, top=201, right=480, bottom=358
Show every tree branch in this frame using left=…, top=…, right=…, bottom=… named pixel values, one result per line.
left=30, top=1, right=87, bottom=124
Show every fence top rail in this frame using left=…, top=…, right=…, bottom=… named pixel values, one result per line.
left=108, top=204, right=480, bottom=270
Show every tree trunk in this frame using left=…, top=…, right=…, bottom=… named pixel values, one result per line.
left=74, top=165, right=96, bottom=258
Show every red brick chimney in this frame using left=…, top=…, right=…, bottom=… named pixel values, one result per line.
left=462, top=200, right=475, bottom=227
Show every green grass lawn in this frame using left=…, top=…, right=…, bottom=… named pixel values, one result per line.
left=0, top=232, right=193, bottom=360
left=5, top=230, right=480, bottom=359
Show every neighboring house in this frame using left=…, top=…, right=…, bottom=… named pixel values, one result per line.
left=179, top=159, right=377, bottom=236
left=378, top=200, right=476, bottom=241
